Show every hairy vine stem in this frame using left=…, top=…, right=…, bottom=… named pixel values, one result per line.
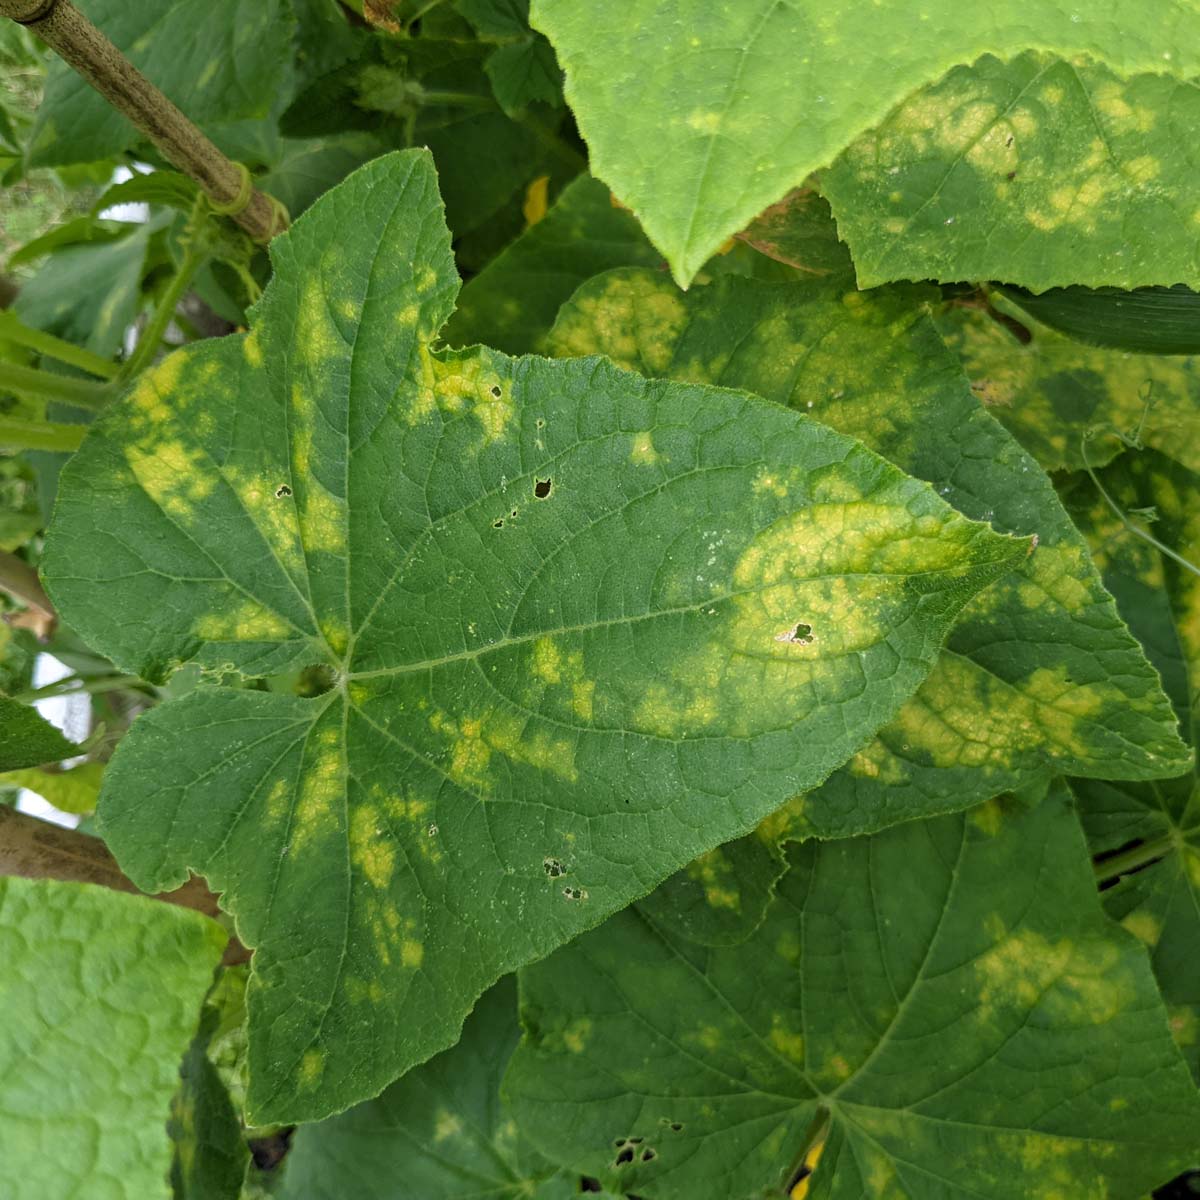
left=0, top=311, right=118, bottom=379
left=0, top=0, right=288, bottom=244
left=0, top=807, right=250, bottom=964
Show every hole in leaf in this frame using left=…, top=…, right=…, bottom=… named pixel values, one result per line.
left=670, top=1123, right=684, bottom=1132
left=493, top=519, right=504, bottom=529
left=543, top=856, right=566, bottom=878
left=490, top=384, right=502, bottom=398
left=563, top=885, right=588, bottom=901
left=534, top=477, right=552, bottom=499
left=613, top=1139, right=627, bottom=1149
left=511, top=509, right=518, bottom=518
left=581, top=1180, right=604, bottom=1194
left=615, top=1147, right=635, bottom=1166
left=274, top=484, right=293, bottom=498
left=296, top=663, right=338, bottom=697
left=642, top=1149, right=656, bottom=1162
left=775, top=622, right=814, bottom=645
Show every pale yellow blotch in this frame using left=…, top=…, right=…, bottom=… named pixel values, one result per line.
left=687, top=848, right=741, bottom=911
left=243, top=331, right=264, bottom=368
left=299, top=1049, right=324, bottom=1089
left=523, top=174, right=550, bottom=226
left=297, top=279, right=344, bottom=371
left=194, top=599, right=293, bottom=644
left=126, top=437, right=218, bottom=522
left=630, top=431, right=659, bottom=466
left=350, top=804, right=397, bottom=890
left=1120, top=910, right=1161, bottom=947
left=561, top=1017, right=592, bottom=1053
left=434, top=1110, right=463, bottom=1142
left=767, top=1015, right=805, bottom=1065
left=291, top=745, right=343, bottom=854
left=695, top=1025, right=722, bottom=1051
left=532, top=637, right=563, bottom=684
left=968, top=797, right=1005, bottom=837
left=686, top=109, right=723, bottom=135
left=401, top=938, right=424, bottom=968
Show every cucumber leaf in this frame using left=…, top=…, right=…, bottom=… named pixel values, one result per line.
left=0, top=878, right=226, bottom=1200
left=1070, top=449, right=1200, bottom=1080
left=43, top=150, right=1029, bottom=1124
left=935, top=291, right=1200, bottom=475
left=548, top=268, right=1189, bottom=833
left=824, top=54, right=1200, bottom=291
left=0, top=694, right=79, bottom=771
left=280, top=977, right=593, bottom=1199
left=505, top=786, right=1200, bottom=1199
left=529, top=0, right=1200, bottom=284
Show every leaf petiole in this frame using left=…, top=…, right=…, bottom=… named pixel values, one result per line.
left=0, top=361, right=111, bottom=411
left=0, top=311, right=120, bottom=379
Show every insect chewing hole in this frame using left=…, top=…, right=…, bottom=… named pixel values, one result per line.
left=775, top=621, right=814, bottom=645
left=615, top=1147, right=635, bottom=1166
left=493, top=519, right=504, bottom=529
left=670, top=1123, right=683, bottom=1132
left=543, top=856, right=566, bottom=878
left=641, top=1149, right=656, bottom=1162
left=490, top=384, right=502, bottom=398
left=563, top=885, right=588, bottom=901
left=274, top=484, right=293, bottom=498
left=534, top=477, right=552, bottom=499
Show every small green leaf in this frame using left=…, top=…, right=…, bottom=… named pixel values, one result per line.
left=505, top=786, right=1200, bottom=1199
left=29, top=0, right=296, bottom=168
left=548, top=268, right=1190, bottom=832
left=457, top=0, right=564, bottom=113
left=823, top=54, right=1200, bottom=291
left=444, top=175, right=661, bottom=355
left=530, top=0, right=1200, bottom=285
left=0, top=694, right=78, bottom=771
left=280, top=977, right=583, bottom=1199
left=1070, top=449, right=1200, bottom=1079
left=0, top=761, right=103, bottom=814
left=43, top=150, right=1028, bottom=1124
left=936, top=291, right=1200, bottom=475
left=0, top=878, right=226, bottom=1200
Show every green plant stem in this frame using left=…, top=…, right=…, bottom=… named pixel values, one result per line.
left=119, top=248, right=203, bottom=380
left=0, top=312, right=118, bottom=379
left=0, top=360, right=110, bottom=410
left=1094, top=834, right=1176, bottom=882
left=13, top=674, right=146, bottom=703
left=0, top=415, right=86, bottom=453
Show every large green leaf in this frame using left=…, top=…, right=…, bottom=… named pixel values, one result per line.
left=280, top=977, right=594, bottom=1198
left=42, top=150, right=1028, bottom=1124
left=1069, top=450, right=1200, bottom=1079
left=29, top=0, right=295, bottom=168
left=0, top=878, right=226, bottom=1200
left=823, top=54, right=1200, bottom=291
left=529, top=0, right=1200, bottom=285
left=0, top=695, right=79, bottom=771
left=444, top=175, right=661, bottom=355
left=505, top=786, right=1200, bottom=1199
left=935, top=291, right=1200, bottom=475
left=548, top=269, right=1189, bottom=833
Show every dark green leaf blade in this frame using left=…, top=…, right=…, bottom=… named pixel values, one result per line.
left=0, top=694, right=79, bottom=770
left=0, top=879, right=226, bottom=1200
left=506, top=787, right=1200, bottom=1199
left=1069, top=449, right=1200, bottom=1079
left=548, top=268, right=1189, bottom=832
left=279, top=977, right=583, bottom=1199
left=29, top=0, right=296, bottom=168
left=44, top=150, right=1030, bottom=1125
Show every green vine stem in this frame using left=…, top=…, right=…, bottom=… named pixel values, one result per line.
left=0, top=360, right=110, bottom=410
left=0, top=415, right=87, bottom=453
left=0, top=0, right=287, bottom=244
left=1094, top=834, right=1177, bottom=882
left=118, top=246, right=205, bottom=381
left=0, top=311, right=118, bottom=379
